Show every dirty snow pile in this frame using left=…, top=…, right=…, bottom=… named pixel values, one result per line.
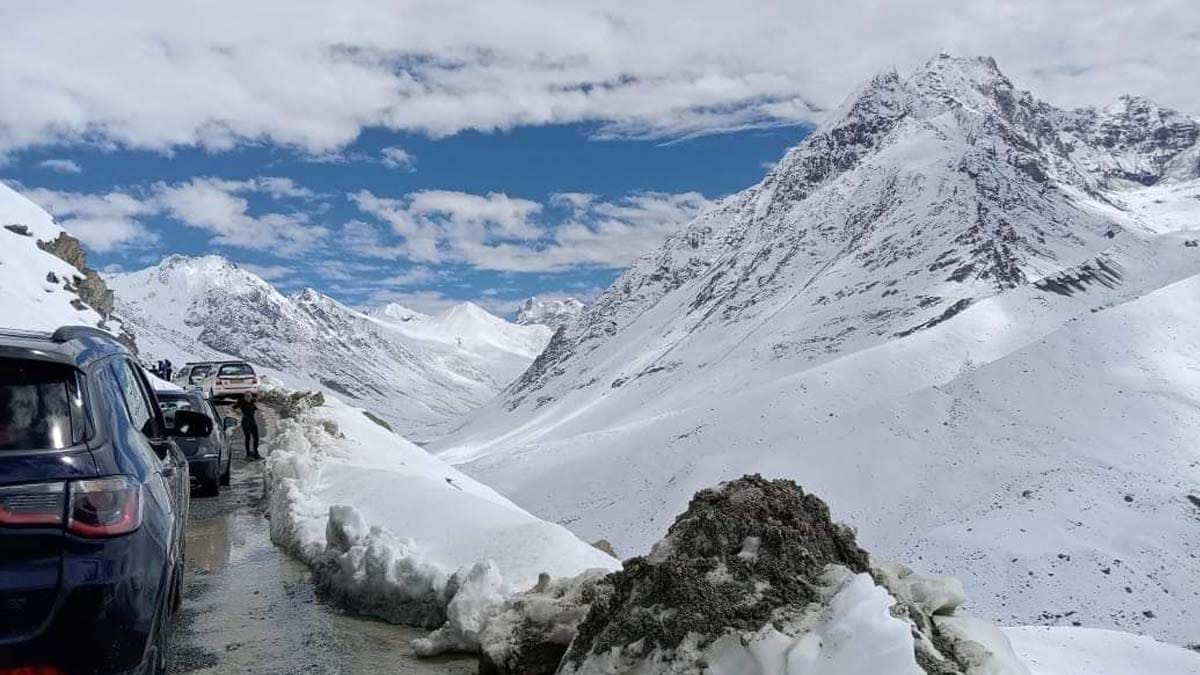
left=261, top=386, right=619, bottom=654
left=554, top=476, right=1200, bottom=675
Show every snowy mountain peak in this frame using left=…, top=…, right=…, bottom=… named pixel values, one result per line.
left=372, top=303, right=428, bottom=323
left=110, top=256, right=555, bottom=441
left=514, top=296, right=585, bottom=328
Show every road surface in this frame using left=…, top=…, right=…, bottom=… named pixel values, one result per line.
left=167, top=406, right=474, bottom=674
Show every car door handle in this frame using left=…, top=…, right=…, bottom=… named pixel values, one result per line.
left=161, top=465, right=176, bottom=478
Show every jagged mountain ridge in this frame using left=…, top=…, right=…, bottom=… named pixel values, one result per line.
left=434, top=56, right=1200, bottom=643
left=109, top=255, right=550, bottom=441
left=510, top=56, right=1198, bottom=408
left=513, top=296, right=585, bottom=328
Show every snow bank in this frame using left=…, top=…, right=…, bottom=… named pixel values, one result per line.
left=262, top=389, right=619, bottom=651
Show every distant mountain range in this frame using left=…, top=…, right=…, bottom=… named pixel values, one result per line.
left=514, top=296, right=586, bottom=328
left=433, top=56, right=1200, bottom=642
left=107, top=255, right=551, bottom=442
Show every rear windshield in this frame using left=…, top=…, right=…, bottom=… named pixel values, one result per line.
left=158, top=396, right=194, bottom=414
left=0, top=359, right=86, bottom=451
left=188, top=365, right=213, bottom=382
left=158, top=395, right=201, bottom=430
left=219, top=363, right=255, bottom=376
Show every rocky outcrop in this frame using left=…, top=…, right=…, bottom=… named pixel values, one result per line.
left=38, top=232, right=114, bottom=316
left=36, top=231, right=137, bottom=351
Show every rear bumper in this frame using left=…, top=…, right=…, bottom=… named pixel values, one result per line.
left=0, top=531, right=170, bottom=674
left=212, top=383, right=259, bottom=397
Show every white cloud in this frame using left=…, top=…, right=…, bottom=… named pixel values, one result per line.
left=0, top=2, right=1195, bottom=154
left=380, top=146, right=416, bottom=171
left=37, top=158, right=82, bottom=173
left=238, top=262, right=293, bottom=281
left=382, top=266, right=437, bottom=286
left=25, top=176, right=326, bottom=256
left=24, top=188, right=158, bottom=252
left=154, top=178, right=326, bottom=255
left=352, top=188, right=713, bottom=272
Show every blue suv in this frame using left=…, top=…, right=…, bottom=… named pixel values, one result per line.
left=0, top=326, right=203, bottom=674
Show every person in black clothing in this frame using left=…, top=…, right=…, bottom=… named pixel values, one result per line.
left=163, top=359, right=173, bottom=381
left=234, top=394, right=262, bottom=460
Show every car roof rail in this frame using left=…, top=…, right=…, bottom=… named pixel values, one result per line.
left=51, top=325, right=116, bottom=344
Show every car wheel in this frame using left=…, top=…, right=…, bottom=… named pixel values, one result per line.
left=199, top=478, right=219, bottom=497
left=220, top=458, right=231, bottom=486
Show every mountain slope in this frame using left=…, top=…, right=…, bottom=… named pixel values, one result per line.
left=108, top=256, right=550, bottom=441
left=0, top=180, right=130, bottom=341
left=433, top=56, right=1200, bottom=643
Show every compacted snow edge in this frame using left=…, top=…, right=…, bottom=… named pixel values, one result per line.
left=260, top=386, right=620, bottom=655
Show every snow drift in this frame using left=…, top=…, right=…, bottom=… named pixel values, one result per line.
left=260, top=386, right=619, bottom=652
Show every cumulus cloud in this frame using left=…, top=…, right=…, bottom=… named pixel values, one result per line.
left=24, top=188, right=158, bottom=252
left=37, top=158, right=82, bottom=174
left=238, top=262, right=294, bottom=281
left=351, top=188, right=713, bottom=272
left=380, top=146, right=416, bottom=171
left=26, top=176, right=326, bottom=256
left=0, top=1, right=1195, bottom=154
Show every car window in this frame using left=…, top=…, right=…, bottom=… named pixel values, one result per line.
left=110, top=359, right=157, bottom=437
left=158, top=397, right=193, bottom=414
left=0, top=358, right=85, bottom=451
left=189, top=365, right=213, bottom=383
left=218, top=363, right=254, bottom=377
left=158, top=396, right=193, bottom=430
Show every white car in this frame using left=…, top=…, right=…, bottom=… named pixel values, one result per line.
left=208, top=362, right=261, bottom=400
left=175, top=362, right=217, bottom=390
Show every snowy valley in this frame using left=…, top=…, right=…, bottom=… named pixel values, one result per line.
left=433, top=55, right=1200, bottom=646
left=107, top=256, right=551, bottom=441
left=3, top=50, right=1200, bottom=675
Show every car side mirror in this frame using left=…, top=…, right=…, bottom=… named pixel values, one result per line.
left=223, top=416, right=239, bottom=430
left=170, top=410, right=213, bottom=438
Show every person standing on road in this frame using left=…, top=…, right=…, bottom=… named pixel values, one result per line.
left=234, top=394, right=262, bottom=460
left=163, top=359, right=173, bottom=381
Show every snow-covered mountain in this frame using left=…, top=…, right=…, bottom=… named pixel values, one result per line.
left=0, top=180, right=132, bottom=343
left=513, top=296, right=585, bottom=328
left=434, top=56, right=1200, bottom=643
left=108, top=256, right=551, bottom=441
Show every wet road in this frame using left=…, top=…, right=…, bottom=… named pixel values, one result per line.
left=166, top=410, right=474, bottom=674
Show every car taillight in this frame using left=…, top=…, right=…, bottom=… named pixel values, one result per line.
left=0, top=666, right=66, bottom=675
left=0, top=482, right=66, bottom=527
left=67, top=476, right=142, bottom=537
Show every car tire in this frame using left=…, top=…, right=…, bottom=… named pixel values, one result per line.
left=219, top=458, right=231, bottom=486
left=199, top=477, right=219, bottom=497
left=170, top=563, right=183, bottom=614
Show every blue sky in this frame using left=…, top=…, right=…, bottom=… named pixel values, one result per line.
left=3, top=124, right=807, bottom=315
left=1, top=2, right=1193, bottom=315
